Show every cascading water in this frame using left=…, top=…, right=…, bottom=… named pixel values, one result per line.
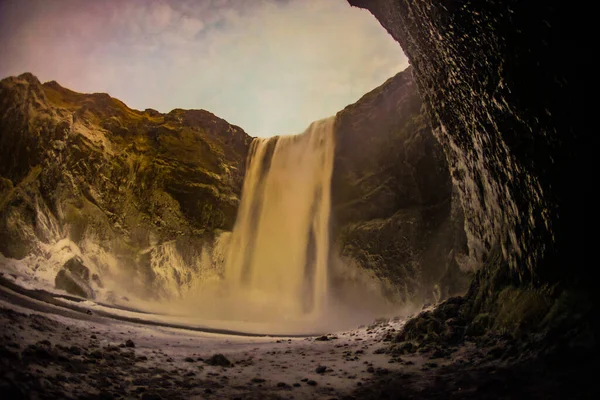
left=224, top=117, right=335, bottom=319
left=111, top=116, right=393, bottom=332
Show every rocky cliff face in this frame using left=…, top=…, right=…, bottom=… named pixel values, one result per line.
left=348, top=1, right=593, bottom=344
left=0, top=69, right=466, bottom=308
left=0, top=73, right=251, bottom=299
left=332, top=67, right=470, bottom=304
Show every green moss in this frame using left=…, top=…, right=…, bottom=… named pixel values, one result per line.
left=492, top=286, right=553, bottom=335
left=466, top=312, right=491, bottom=336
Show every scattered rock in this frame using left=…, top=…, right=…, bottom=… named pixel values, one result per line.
left=430, top=347, right=448, bottom=359
left=315, top=365, right=327, bottom=374
left=89, top=350, right=103, bottom=359
left=205, top=354, right=232, bottom=367
left=307, top=380, right=317, bottom=386
left=125, top=339, right=135, bottom=348
left=141, top=393, right=163, bottom=400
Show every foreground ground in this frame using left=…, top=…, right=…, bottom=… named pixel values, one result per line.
left=0, top=280, right=596, bottom=399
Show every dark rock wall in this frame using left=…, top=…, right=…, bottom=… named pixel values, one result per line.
left=332, top=67, right=470, bottom=303
left=348, top=1, right=592, bottom=337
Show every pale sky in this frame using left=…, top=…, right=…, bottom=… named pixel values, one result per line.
left=0, top=0, right=407, bottom=137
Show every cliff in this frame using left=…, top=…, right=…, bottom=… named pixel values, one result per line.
left=0, top=68, right=466, bottom=307
left=348, top=0, right=594, bottom=355
left=332, top=67, right=470, bottom=303
left=0, top=73, right=251, bottom=298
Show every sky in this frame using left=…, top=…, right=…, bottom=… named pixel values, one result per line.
left=0, top=0, right=408, bottom=137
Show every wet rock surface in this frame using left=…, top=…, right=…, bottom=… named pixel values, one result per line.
left=332, top=67, right=470, bottom=303
left=54, top=257, right=95, bottom=299
left=54, top=270, right=94, bottom=300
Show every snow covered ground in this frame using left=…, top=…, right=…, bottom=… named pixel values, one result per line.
left=0, top=279, right=431, bottom=399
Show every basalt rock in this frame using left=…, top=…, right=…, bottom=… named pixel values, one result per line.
left=55, top=257, right=95, bottom=299
left=62, top=256, right=90, bottom=281
left=332, top=67, right=470, bottom=303
left=205, top=354, right=232, bottom=367
left=349, top=0, right=593, bottom=345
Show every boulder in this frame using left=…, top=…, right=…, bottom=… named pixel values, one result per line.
left=62, top=257, right=89, bottom=281
left=55, top=257, right=95, bottom=299
left=205, top=353, right=232, bottom=367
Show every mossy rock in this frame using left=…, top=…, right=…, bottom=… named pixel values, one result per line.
left=465, top=313, right=492, bottom=337
left=493, top=286, right=553, bottom=336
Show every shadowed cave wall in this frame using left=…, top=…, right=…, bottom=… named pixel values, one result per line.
left=348, top=0, right=594, bottom=342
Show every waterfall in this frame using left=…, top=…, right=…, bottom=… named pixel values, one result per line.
left=224, top=117, right=335, bottom=319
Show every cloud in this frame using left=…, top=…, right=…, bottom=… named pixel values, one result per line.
left=0, top=0, right=407, bottom=137
left=180, top=15, right=205, bottom=38
left=150, top=2, right=174, bottom=31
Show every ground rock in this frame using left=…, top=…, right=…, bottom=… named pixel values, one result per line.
left=55, top=261, right=94, bottom=299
